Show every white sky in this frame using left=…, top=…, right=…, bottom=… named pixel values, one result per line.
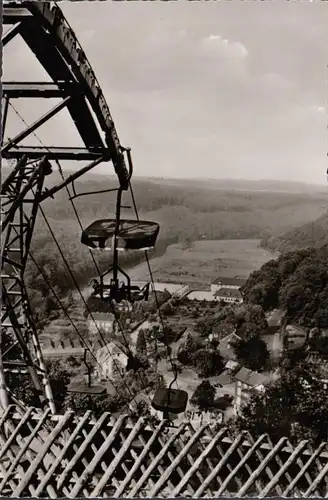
left=3, top=1, right=328, bottom=184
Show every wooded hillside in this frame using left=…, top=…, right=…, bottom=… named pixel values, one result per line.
left=242, top=246, right=328, bottom=328
left=261, top=211, right=328, bottom=253
left=7, top=167, right=324, bottom=319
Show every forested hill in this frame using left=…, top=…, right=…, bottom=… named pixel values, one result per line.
left=261, top=211, right=328, bottom=253
left=242, top=245, right=328, bottom=328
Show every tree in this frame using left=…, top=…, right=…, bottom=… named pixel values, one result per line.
left=232, top=335, right=270, bottom=371
left=196, top=319, right=214, bottom=337
left=192, top=349, right=225, bottom=378
left=235, top=304, right=268, bottom=339
left=161, top=301, right=174, bottom=317
left=177, top=333, right=202, bottom=366
left=64, top=391, right=122, bottom=417
left=235, top=356, right=328, bottom=444
left=136, top=330, right=147, bottom=356
left=64, top=290, right=74, bottom=309
left=6, top=360, right=71, bottom=412
left=191, top=380, right=216, bottom=410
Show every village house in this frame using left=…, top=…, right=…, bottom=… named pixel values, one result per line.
left=88, top=312, right=115, bottom=335
left=96, top=341, right=128, bottom=380
left=234, top=367, right=270, bottom=415
left=218, top=332, right=241, bottom=360
left=213, top=287, right=243, bottom=304
left=210, top=277, right=246, bottom=294
left=209, top=323, right=236, bottom=343
left=284, top=324, right=308, bottom=350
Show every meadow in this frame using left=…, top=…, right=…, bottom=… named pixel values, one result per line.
left=128, top=238, right=277, bottom=287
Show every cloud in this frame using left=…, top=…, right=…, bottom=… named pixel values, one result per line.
left=200, top=34, right=249, bottom=59
left=3, top=1, right=327, bottom=184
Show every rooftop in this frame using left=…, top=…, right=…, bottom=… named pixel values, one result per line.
left=219, top=332, right=241, bottom=360
left=234, top=367, right=270, bottom=387
left=212, top=277, right=247, bottom=287
left=88, top=312, right=115, bottom=322
left=212, top=322, right=236, bottom=338
left=96, top=341, right=127, bottom=363
left=42, top=347, right=85, bottom=358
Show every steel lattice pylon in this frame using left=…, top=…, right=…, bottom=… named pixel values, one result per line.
left=1, top=2, right=131, bottom=413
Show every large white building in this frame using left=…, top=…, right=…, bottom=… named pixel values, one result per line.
left=210, top=277, right=246, bottom=294
left=214, top=287, right=243, bottom=304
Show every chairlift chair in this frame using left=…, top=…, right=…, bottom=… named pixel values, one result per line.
left=67, top=349, right=106, bottom=395
left=151, top=366, right=188, bottom=420
left=152, top=388, right=188, bottom=419
left=81, top=171, right=159, bottom=305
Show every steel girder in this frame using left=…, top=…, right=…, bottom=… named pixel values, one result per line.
left=2, top=1, right=130, bottom=188
left=1, top=2, right=131, bottom=412
left=1, top=156, right=56, bottom=413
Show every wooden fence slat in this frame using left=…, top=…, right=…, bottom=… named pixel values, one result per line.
left=0, top=407, right=33, bottom=463
left=0, top=407, right=43, bottom=496
left=119, top=423, right=177, bottom=495
left=0, top=408, right=51, bottom=495
left=282, top=443, right=327, bottom=497
left=171, top=427, right=228, bottom=497
left=216, top=433, right=268, bottom=496
left=236, top=437, right=288, bottom=497
left=304, top=450, right=328, bottom=497
left=113, top=419, right=167, bottom=498
left=69, top=414, right=129, bottom=498
left=57, top=411, right=110, bottom=490
left=34, top=411, right=92, bottom=497
left=194, top=431, right=248, bottom=498
left=258, top=440, right=309, bottom=498
left=128, top=422, right=188, bottom=498
left=91, top=417, right=146, bottom=497
left=12, top=411, right=74, bottom=497
left=149, top=423, right=209, bottom=498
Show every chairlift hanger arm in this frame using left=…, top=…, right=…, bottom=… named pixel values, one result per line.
left=38, top=147, right=133, bottom=204
left=38, top=156, right=105, bottom=202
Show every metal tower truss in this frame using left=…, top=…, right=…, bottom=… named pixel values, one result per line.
left=1, top=156, right=55, bottom=412
left=1, top=1, right=131, bottom=413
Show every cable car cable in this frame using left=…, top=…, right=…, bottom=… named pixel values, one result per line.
left=9, top=103, right=137, bottom=405
left=36, top=203, right=136, bottom=402
left=54, top=160, right=150, bottom=397
left=24, top=249, right=122, bottom=398
left=9, top=103, right=186, bottom=419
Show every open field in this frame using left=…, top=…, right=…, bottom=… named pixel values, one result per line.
left=128, top=239, right=277, bottom=288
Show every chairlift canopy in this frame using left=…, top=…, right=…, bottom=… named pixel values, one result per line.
left=81, top=219, right=159, bottom=251
left=152, top=388, right=188, bottom=414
